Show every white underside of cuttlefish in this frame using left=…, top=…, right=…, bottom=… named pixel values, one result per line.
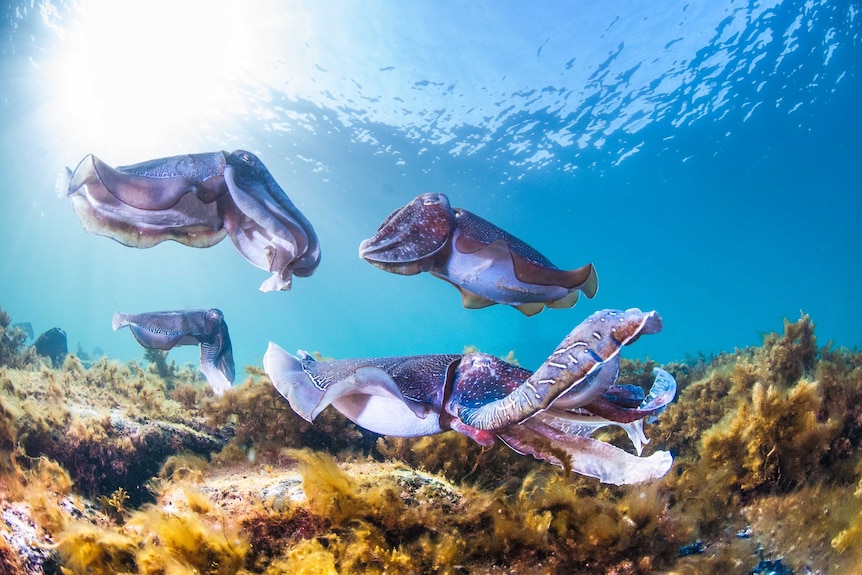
left=358, top=192, right=597, bottom=316
left=264, top=308, right=677, bottom=485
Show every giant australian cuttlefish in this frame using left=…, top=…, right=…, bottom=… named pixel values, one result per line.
left=59, top=150, right=320, bottom=292
left=359, top=192, right=598, bottom=316
left=265, top=308, right=676, bottom=485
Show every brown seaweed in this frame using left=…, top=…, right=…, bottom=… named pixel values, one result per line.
left=1, top=307, right=862, bottom=573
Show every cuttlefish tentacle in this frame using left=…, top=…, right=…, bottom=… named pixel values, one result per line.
left=112, top=309, right=235, bottom=396
left=498, top=419, right=673, bottom=485
left=457, top=308, right=662, bottom=430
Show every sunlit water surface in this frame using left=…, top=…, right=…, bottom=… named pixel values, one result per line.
left=1, top=0, right=860, bottom=374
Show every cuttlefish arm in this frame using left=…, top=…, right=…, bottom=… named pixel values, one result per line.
left=456, top=308, right=663, bottom=430
left=532, top=364, right=677, bottom=457
left=264, top=343, right=460, bottom=437
left=497, top=420, right=673, bottom=485
left=59, top=150, right=320, bottom=291
left=221, top=150, right=320, bottom=292
left=445, top=343, right=675, bottom=484
left=579, top=366, right=677, bottom=424
left=358, top=192, right=456, bottom=275
left=58, top=152, right=229, bottom=248
left=112, top=309, right=235, bottom=396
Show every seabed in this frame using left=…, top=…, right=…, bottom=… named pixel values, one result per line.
left=1, top=305, right=861, bottom=574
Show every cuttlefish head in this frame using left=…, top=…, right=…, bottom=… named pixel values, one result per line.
left=359, top=192, right=456, bottom=275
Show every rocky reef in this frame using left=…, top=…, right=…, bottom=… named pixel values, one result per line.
left=1, top=304, right=861, bottom=574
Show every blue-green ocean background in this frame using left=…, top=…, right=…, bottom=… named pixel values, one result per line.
left=1, top=1, right=860, bottom=377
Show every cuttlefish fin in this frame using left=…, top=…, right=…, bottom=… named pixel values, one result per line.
left=263, top=343, right=428, bottom=423
left=510, top=259, right=597, bottom=295
left=459, top=288, right=497, bottom=310
left=112, top=311, right=197, bottom=349
left=430, top=273, right=498, bottom=309
left=111, top=311, right=130, bottom=332
left=61, top=154, right=227, bottom=249
left=546, top=290, right=579, bottom=310
left=515, top=302, right=545, bottom=316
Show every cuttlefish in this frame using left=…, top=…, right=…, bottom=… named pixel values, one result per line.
left=264, top=308, right=676, bottom=485
left=359, top=192, right=597, bottom=315
left=113, top=309, right=235, bottom=396
left=59, top=150, right=320, bottom=292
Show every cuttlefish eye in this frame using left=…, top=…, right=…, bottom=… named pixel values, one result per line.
left=422, top=193, right=443, bottom=206
left=241, top=152, right=254, bottom=164
left=470, top=356, right=492, bottom=368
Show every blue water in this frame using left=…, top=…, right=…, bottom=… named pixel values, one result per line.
left=1, top=0, right=860, bottom=376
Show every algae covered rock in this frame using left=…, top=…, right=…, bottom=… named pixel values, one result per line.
left=1, top=307, right=862, bottom=574
left=1, top=346, right=231, bottom=506
left=30, top=407, right=227, bottom=506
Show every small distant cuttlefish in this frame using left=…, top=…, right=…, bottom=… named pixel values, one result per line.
left=359, top=192, right=597, bottom=315
left=113, top=309, right=235, bottom=396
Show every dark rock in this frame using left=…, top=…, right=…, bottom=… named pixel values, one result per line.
left=33, top=328, right=67, bottom=367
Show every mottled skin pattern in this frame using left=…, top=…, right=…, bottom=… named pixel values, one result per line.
left=59, top=150, right=320, bottom=292
left=112, top=309, right=235, bottom=396
left=265, top=308, right=677, bottom=484
left=358, top=192, right=598, bottom=315
left=359, top=193, right=455, bottom=273
left=300, top=354, right=462, bottom=406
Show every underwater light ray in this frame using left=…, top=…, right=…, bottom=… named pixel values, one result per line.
left=40, top=0, right=288, bottom=157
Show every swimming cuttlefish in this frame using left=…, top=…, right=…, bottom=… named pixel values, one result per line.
left=359, top=192, right=598, bottom=316
left=265, top=308, right=676, bottom=485
left=60, top=150, right=320, bottom=292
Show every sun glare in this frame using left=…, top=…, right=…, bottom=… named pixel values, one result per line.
left=45, top=0, right=277, bottom=157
